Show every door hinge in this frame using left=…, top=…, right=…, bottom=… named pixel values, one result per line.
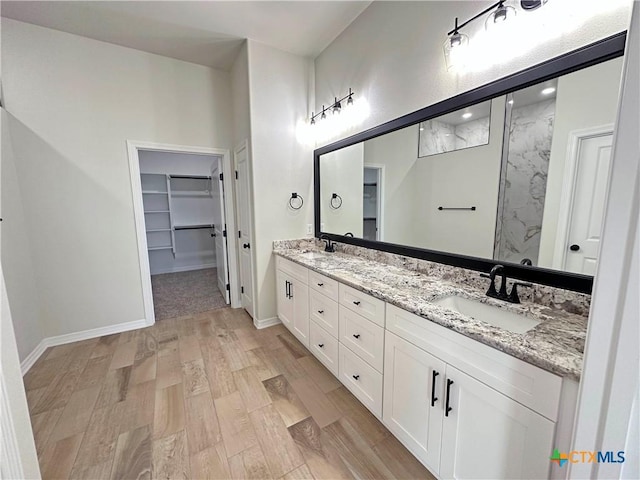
left=241, top=286, right=244, bottom=294
left=238, top=230, right=241, bottom=238
left=226, top=283, right=230, bottom=291
left=219, top=173, right=223, bottom=181
left=223, top=230, right=227, bottom=237
left=235, top=170, right=238, bottom=180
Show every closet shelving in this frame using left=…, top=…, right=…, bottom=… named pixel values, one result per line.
left=141, top=173, right=216, bottom=273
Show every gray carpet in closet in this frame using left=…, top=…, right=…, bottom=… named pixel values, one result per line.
left=151, top=268, right=227, bottom=320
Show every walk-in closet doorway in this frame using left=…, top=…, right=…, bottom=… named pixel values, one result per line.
left=127, top=141, right=240, bottom=325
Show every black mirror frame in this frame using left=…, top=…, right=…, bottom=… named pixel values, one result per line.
left=314, top=32, right=627, bottom=294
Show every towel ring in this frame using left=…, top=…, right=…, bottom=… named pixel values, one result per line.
left=289, top=192, right=303, bottom=210
left=330, top=193, right=342, bottom=209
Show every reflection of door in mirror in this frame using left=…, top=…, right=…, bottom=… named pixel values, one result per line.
left=496, top=58, right=623, bottom=271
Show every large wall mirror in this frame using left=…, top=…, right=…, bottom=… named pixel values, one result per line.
left=314, top=33, right=627, bottom=293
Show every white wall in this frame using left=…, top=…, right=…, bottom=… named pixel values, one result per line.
left=363, top=125, right=419, bottom=245
left=246, top=40, right=314, bottom=322
left=2, top=19, right=232, bottom=345
left=314, top=1, right=631, bottom=145
left=570, top=4, right=639, bottom=477
left=538, top=57, right=624, bottom=267
left=1, top=109, right=44, bottom=361
left=231, top=42, right=251, bottom=149
left=321, top=142, right=364, bottom=236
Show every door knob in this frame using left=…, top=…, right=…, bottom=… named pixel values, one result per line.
left=243, top=243, right=250, bottom=249
left=569, top=244, right=580, bottom=251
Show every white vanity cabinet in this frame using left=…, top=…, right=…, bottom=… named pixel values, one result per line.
left=275, top=257, right=310, bottom=347
left=274, top=254, right=574, bottom=480
left=384, top=303, right=561, bottom=479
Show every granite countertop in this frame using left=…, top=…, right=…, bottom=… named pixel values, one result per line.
left=273, top=246, right=587, bottom=381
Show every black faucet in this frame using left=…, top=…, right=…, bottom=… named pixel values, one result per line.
left=481, top=264, right=532, bottom=304
left=486, top=264, right=508, bottom=300
left=319, top=234, right=335, bottom=252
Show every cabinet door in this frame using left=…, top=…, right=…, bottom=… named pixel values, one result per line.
left=383, top=332, right=445, bottom=473
left=276, top=270, right=293, bottom=330
left=290, top=280, right=310, bottom=348
left=440, top=365, right=555, bottom=480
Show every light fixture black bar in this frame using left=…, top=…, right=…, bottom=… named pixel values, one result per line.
left=311, top=89, right=355, bottom=122
left=438, top=206, right=477, bottom=211
left=174, top=224, right=214, bottom=231
left=169, top=174, right=211, bottom=180
left=447, top=0, right=503, bottom=35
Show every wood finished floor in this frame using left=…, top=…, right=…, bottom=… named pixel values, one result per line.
left=24, top=307, right=436, bottom=480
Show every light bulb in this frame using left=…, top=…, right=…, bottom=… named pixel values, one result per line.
left=462, top=112, right=473, bottom=119
left=541, top=87, right=556, bottom=95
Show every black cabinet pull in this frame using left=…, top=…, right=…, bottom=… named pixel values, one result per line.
left=445, top=379, right=454, bottom=417
left=317, top=283, right=324, bottom=287
left=285, top=281, right=290, bottom=298
left=352, top=334, right=360, bottom=339
left=570, top=244, right=580, bottom=251
left=318, top=344, right=324, bottom=348
left=352, top=374, right=360, bottom=380
left=289, top=282, right=293, bottom=299
left=243, top=243, right=250, bottom=249
left=431, top=370, right=439, bottom=407
left=353, top=301, right=361, bottom=306
left=317, top=310, right=324, bottom=314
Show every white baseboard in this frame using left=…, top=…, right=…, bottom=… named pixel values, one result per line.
left=150, top=262, right=216, bottom=275
left=20, top=318, right=147, bottom=376
left=254, top=316, right=281, bottom=330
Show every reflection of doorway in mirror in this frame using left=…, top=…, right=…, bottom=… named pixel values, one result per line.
left=363, top=166, right=384, bottom=241
left=552, top=127, right=613, bottom=275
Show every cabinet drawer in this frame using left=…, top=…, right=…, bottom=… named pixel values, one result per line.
left=309, top=322, right=339, bottom=377
left=339, top=343, right=383, bottom=418
left=309, top=270, right=339, bottom=301
left=310, top=289, right=339, bottom=338
left=386, top=303, right=562, bottom=421
left=339, top=306, right=384, bottom=372
left=339, top=284, right=385, bottom=327
left=276, top=256, right=308, bottom=285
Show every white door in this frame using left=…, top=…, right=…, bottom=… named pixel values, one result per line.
left=383, top=332, right=445, bottom=474
left=234, top=142, right=254, bottom=317
left=276, top=270, right=292, bottom=329
left=439, top=366, right=555, bottom=480
left=564, top=133, right=613, bottom=275
left=211, top=158, right=230, bottom=304
left=290, top=280, right=310, bottom=347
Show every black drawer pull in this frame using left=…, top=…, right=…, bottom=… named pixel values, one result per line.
left=445, top=379, right=454, bottom=417
left=431, top=370, right=439, bottom=407
left=352, top=374, right=360, bottom=380
left=317, top=310, right=324, bottom=314
left=317, top=283, right=324, bottom=287
left=318, top=344, right=324, bottom=348
left=352, top=334, right=360, bottom=339
left=353, top=301, right=361, bottom=306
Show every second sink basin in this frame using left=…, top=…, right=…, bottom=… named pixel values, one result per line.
left=432, top=295, right=541, bottom=334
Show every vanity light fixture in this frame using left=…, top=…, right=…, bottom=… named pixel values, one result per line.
left=309, top=89, right=355, bottom=125
left=332, top=97, right=341, bottom=115
left=485, top=1, right=517, bottom=30
left=541, top=86, right=556, bottom=95
left=444, top=1, right=524, bottom=70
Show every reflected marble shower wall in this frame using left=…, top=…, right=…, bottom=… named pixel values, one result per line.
left=495, top=99, right=556, bottom=265
left=418, top=117, right=490, bottom=157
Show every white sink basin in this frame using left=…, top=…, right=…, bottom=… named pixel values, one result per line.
left=432, top=295, right=541, bottom=334
left=299, top=251, right=327, bottom=260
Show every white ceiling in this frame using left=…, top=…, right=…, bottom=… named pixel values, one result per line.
left=1, top=1, right=371, bottom=70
